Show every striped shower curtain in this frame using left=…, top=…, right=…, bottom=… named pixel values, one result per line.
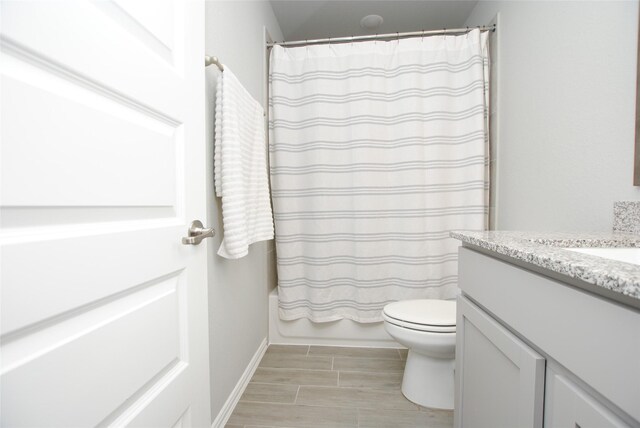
left=269, top=30, right=489, bottom=323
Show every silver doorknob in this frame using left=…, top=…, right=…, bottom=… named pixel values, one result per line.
left=182, top=220, right=215, bottom=245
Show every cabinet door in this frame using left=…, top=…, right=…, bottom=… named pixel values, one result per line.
left=545, top=366, right=632, bottom=428
left=454, top=296, right=545, bottom=428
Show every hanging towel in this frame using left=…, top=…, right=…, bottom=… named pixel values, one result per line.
left=214, top=71, right=223, bottom=196
left=214, top=67, right=274, bottom=259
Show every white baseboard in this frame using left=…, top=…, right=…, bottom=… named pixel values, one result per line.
left=211, top=338, right=268, bottom=428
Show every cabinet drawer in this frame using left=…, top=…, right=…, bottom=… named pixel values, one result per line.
left=546, top=365, right=631, bottom=428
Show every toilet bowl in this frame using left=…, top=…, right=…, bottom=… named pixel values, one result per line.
left=382, top=299, right=456, bottom=410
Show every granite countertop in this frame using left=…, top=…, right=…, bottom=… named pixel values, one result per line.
left=450, top=231, right=640, bottom=304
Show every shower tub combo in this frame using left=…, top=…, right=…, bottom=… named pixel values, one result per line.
left=268, top=288, right=398, bottom=348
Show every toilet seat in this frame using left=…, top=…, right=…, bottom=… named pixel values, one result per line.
left=382, top=299, right=456, bottom=333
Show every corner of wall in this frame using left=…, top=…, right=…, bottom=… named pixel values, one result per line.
left=488, top=12, right=500, bottom=230
left=204, top=1, right=283, bottom=424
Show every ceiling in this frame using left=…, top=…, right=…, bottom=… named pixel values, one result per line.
left=269, top=0, right=479, bottom=42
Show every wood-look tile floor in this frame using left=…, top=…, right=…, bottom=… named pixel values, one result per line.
left=226, top=345, right=453, bottom=428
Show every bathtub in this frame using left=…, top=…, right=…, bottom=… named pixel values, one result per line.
left=268, top=288, right=399, bottom=347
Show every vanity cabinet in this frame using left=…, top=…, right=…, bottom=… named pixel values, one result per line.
left=456, top=296, right=545, bottom=428
left=454, top=247, right=640, bottom=428
left=545, top=365, right=631, bottom=428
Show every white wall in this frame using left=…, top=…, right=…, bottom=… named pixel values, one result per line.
left=204, top=0, right=282, bottom=422
left=466, top=1, right=640, bottom=231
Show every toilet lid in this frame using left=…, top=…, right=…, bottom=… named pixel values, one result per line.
left=383, top=299, right=456, bottom=332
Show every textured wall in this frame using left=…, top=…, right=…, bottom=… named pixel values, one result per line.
left=204, top=0, right=283, bottom=422
left=466, top=1, right=640, bottom=231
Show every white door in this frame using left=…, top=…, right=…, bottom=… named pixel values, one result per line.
left=0, top=1, right=211, bottom=426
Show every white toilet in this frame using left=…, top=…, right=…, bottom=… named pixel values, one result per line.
left=382, top=299, right=456, bottom=410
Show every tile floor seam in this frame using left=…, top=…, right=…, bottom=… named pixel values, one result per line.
left=255, top=367, right=339, bottom=373
left=334, top=355, right=405, bottom=361
left=239, top=398, right=296, bottom=405
left=339, top=369, right=402, bottom=373
left=246, top=381, right=302, bottom=386
left=279, top=400, right=421, bottom=412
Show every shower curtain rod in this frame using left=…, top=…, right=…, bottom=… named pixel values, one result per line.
left=266, top=24, right=496, bottom=48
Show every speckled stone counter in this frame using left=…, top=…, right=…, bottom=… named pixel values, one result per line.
left=614, top=201, right=640, bottom=234
left=450, top=231, right=640, bottom=307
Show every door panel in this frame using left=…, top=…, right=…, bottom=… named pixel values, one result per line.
left=2, top=73, right=178, bottom=208
left=1, top=1, right=183, bottom=117
left=2, top=228, right=183, bottom=335
left=109, top=0, right=176, bottom=53
left=0, top=0, right=210, bottom=426
left=3, top=275, right=182, bottom=426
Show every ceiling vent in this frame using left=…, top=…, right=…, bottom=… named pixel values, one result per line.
left=360, top=14, right=384, bottom=30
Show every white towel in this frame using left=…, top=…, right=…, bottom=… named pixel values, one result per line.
left=214, top=71, right=223, bottom=196
left=214, top=67, right=274, bottom=259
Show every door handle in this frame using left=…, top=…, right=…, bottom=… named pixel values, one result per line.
left=182, top=220, right=215, bottom=245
